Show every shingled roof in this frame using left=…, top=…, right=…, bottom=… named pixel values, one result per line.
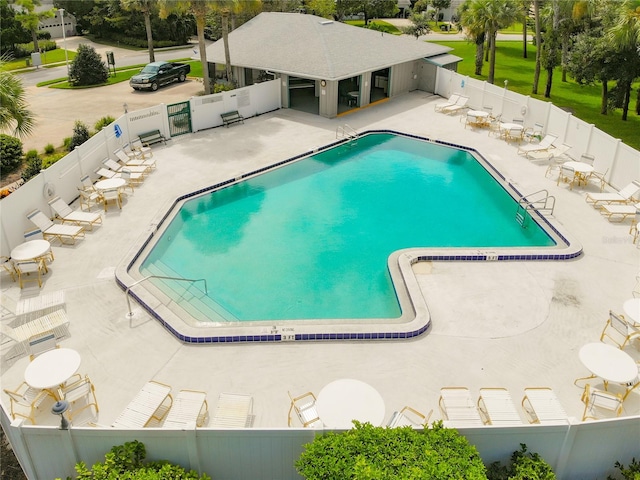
left=205, top=12, right=452, bottom=81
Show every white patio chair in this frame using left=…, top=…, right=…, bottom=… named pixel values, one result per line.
left=58, top=375, right=99, bottom=425
left=3, top=381, right=55, bottom=424
left=438, top=387, right=483, bottom=427
left=387, top=405, right=432, bottom=428
left=524, top=122, right=544, bottom=143
left=14, top=259, right=46, bottom=289
left=521, top=387, right=568, bottom=424
left=1, top=255, right=16, bottom=282
left=288, top=391, right=322, bottom=428
left=477, top=388, right=523, bottom=425
left=131, top=139, right=154, bottom=159
left=599, top=310, right=640, bottom=349
left=100, top=188, right=123, bottom=211
left=27, top=330, right=58, bottom=360
left=581, top=384, right=623, bottom=421
left=164, top=389, right=209, bottom=428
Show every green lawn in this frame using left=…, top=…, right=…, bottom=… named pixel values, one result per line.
left=433, top=41, right=640, bottom=151
left=1, top=49, right=77, bottom=71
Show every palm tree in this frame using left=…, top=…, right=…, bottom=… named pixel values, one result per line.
left=210, top=1, right=261, bottom=86
left=121, top=0, right=158, bottom=63
left=159, top=0, right=215, bottom=95
left=532, top=0, right=542, bottom=94
left=459, top=0, right=487, bottom=76
left=606, top=2, right=640, bottom=120
left=0, top=58, right=35, bottom=138
left=480, top=0, right=520, bottom=84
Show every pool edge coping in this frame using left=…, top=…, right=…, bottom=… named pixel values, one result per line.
left=115, top=130, right=583, bottom=344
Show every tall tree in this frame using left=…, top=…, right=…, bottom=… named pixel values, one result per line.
left=531, top=0, right=542, bottom=94
left=431, top=0, right=451, bottom=25
left=0, top=57, right=35, bottom=138
left=521, top=0, right=531, bottom=58
left=477, top=0, right=519, bottom=84
left=606, top=1, right=640, bottom=120
left=458, top=0, right=487, bottom=76
left=121, top=0, right=158, bottom=63
left=14, top=0, right=55, bottom=53
left=345, top=0, right=398, bottom=26
left=541, top=0, right=561, bottom=97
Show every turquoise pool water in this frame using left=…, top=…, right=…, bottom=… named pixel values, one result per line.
left=140, top=134, right=554, bottom=321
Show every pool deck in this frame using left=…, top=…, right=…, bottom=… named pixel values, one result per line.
left=1, top=91, right=639, bottom=428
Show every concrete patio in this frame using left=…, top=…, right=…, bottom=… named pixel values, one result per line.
left=1, top=90, right=638, bottom=438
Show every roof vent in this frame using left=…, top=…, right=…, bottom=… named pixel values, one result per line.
left=319, top=20, right=333, bottom=25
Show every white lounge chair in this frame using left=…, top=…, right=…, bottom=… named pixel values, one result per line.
left=131, top=139, right=154, bottom=158
left=111, top=380, right=173, bottom=428
left=438, top=387, right=483, bottom=427
left=521, top=387, right=568, bottom=424
left=434, top=94, right=461, bottom=112
left=600, top=202, right=640, bottom=223
left=164, top=389, right=209, bottom=428
left=477, top=388, right=523, bottom=425
left=211, top=392, right=254, bottom=428
left=26, top=209, right=85, bottom=245
left=115, top=148, right=155, bottom=170
left=288, top=391, right=322, bottom=428
left=0, top=309, right=70, bottom=358
left=585, top=181, right=640, bottom=208
left=441, top=96, right=469, bottom=115
left=48, top=196, right=102, bottom=231
left=103, top=157, right=148, bottom=176
left=387, top=405, right=432, bottom=428
left=517, top=134, right=558, bottom=156
left=94, top=166, right=121, bottom=180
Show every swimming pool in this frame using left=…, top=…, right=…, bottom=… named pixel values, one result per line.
left=120, top=131, right=580, bottom=343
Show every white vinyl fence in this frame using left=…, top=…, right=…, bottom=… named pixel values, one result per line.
left=3, top=407, right=639, bottom=480
left=434, top=69, right=640, bottom=190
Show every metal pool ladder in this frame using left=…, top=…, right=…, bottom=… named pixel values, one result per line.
left=516, top=189, right=556, bottom=227
left=336, top=124, right=359, bottom=142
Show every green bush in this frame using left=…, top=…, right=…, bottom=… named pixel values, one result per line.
left=21, top=150, right=42, bottom=182
left=69, top=44, right=108, bottom=86
left=44, top=143, right=55, bottom=154
left=296, top=421, right=488, bottom=479
left=94, top=116, right=116, bottom=131
left=608, top=458, right=640, bottom=480
left=68, top=121, right=91, bottom=151
left=0, top=134, right=23, bottom=173
left=62, top=440, right=210, bottom=480
left=14, top=40, right=57, bottom=58
left=487, top=444, right=555, bottom=480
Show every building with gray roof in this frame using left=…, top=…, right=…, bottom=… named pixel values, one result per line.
left=205, top=12, right=460, bottom=118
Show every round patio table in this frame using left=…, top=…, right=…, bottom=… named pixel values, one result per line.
left=24, top=348, right=81, bottom=397
left=11, top=239, right=51, bottom=262
left=578, top=343, right=637, bottom=386
left=623, top=298, right=640, bottom=326
left=316, top=378, right=385, bottom=429
left=95, top=178, right=125, bottom=192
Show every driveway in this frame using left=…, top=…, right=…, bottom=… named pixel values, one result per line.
left=18, top=37, right=206, bottom=153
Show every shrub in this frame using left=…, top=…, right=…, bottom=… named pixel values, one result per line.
left=68, top=121, right=91, bottom=151
left=213, top=82, right=236, bottom=94
left=0, top=134, right=23, bottom=173
left=14, top=40, right=57, bottom=58
left=63, top=137, right=72, bottom=150
left=296, top=421, right=488, bottom=479
left=94, top=116, right=115, bottom=131
left=21, top=150, right=42, bottom=182
left=608, top=458, right=640, bottom=480
left=44, top=143, right=55, bottom=154
left=68, top=44, right=108, bottom=86
left=487, top=444, right=555, bottom=480
left=63, top=440, right=211, bottom=480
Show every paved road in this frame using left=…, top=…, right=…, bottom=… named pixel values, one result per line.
left=17, top=37, right=206, bottom=153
